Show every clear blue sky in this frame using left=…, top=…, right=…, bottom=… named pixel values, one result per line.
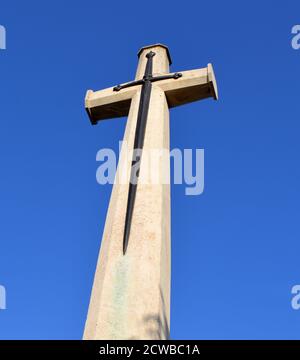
left=0, top=0, right=300, bottom=340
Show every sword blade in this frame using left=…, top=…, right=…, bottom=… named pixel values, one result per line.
left=123, top=80, right=152, bottom=254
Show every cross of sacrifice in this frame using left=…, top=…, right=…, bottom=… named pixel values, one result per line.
left=84, top=44, right=218, bottom=340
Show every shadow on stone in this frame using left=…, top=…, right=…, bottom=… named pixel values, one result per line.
left=142, top=287, right=170, bottom=339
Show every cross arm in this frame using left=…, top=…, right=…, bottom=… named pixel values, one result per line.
left=85, top=83, right=138, bottom=125
left=157, top=63, right=218, bottom=108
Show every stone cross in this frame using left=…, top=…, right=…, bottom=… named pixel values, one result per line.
left=84, top=44, right=218, bottom=340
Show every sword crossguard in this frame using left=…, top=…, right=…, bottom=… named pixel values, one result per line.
left=113, top=79, right=144, bottom=92
left=113, top=85, right=122, bottom=92
left=173, top=72, right=182, bottom=79
left=113, top=72, right=182, bottom=93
